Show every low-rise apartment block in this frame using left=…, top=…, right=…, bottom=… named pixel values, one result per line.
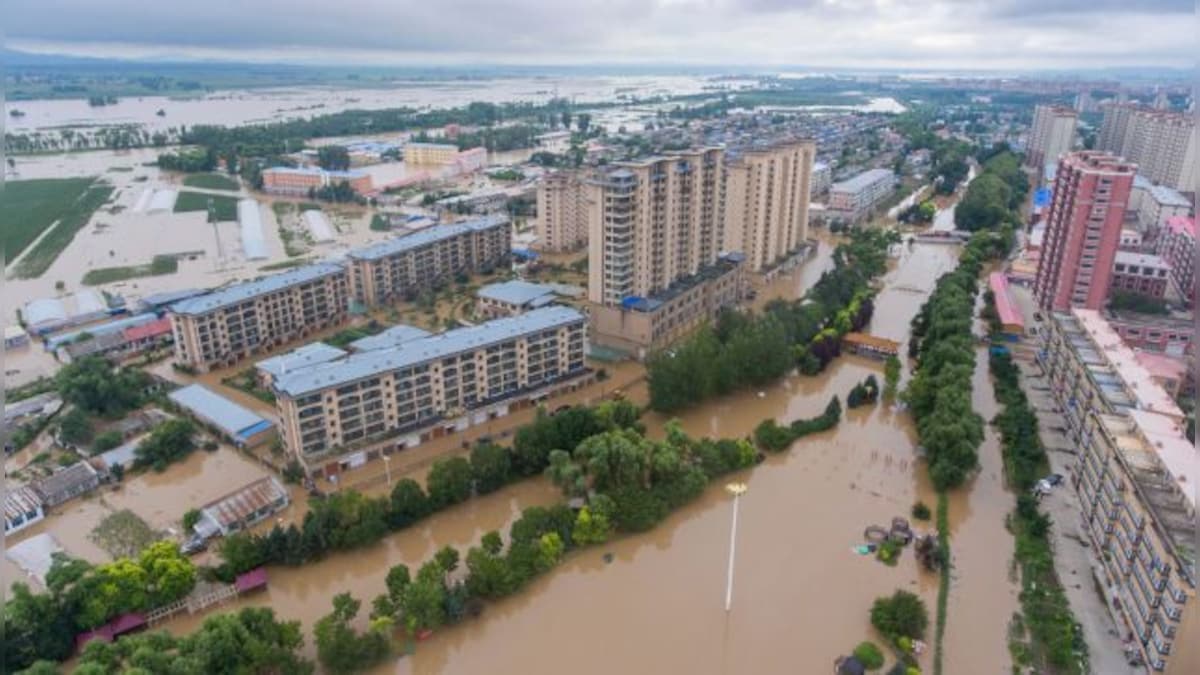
left=536, top=170, right=589, bottom=252
left=810, top=161, right=832, bottom=197
left=272, top=306, right=589, bottom=472
left=1111, top=251, right=1170, bottom=300
left=169, top=262, right=350, bottom=372
left=475, top=280, right=565, bottom=319
left=590, top=252, right=746, bottom=358
left=1155, top=217, right=1195, bottom=307
left=404, top=142, right=460, bottom=165
left=1037, top=309, right=1197, bottom=673
left=261, top=167, right=373, bottom=196
left=1107, top=310, right=1193, bottom=357
left=345, top=217, right=512, bottom=307
left=1136, top=185, right=1191, bottom=233
left=827, top=169, right=896, bottom=222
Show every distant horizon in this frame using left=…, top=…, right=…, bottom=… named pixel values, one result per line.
left=4, top=47, right=1194, bottom=82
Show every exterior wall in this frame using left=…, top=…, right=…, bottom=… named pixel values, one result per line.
left=589, top=259, right=745, bottom=357
left=1033, top=152, right=1136, bottom=312
left=1108, top=315, right=1193, bottom=357
left=475, top=296, right=525, bottom=319
left=827, top=170, right=896, bottom=222
left=1155, top=224, right=1195, bottom=308
left=535, top=171, right=589, bottom=252
left=1137, top=193, right=1191, bottom=233
left=1098, top=105, right=1198, bottom=192
left=348, top=221, right=511, bottom=307
left=405, top=143, right=459, bottom=165
left=587, top=149, right=726, bottom=306
left=262, top=169, right=372, bottom=196
left=275, top=317, right=588, bottom=462
left=721, top=140, right=815, bottom=272
left=170, top=269, right=350, bottom=372
left=1111, top=255, right=1170, bottom=299
left=1026, top=105, right=1078, bottom=169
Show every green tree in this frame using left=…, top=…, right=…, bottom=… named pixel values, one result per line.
left=870, top=589, right=930, bottom=639
left=571, top=505, right=613, bottom=546
left=92, top=430, right=123, bottom=452
left=465, top=531, right=515, bottom=599
left=536, top=532, right=565, bottom=572
left=388, top=478, right=431, bottom=528
left=883, top=355, right=901, bottom=399
left=400, top=562, right=448, bottom=633
left=182, top=508, right=202, bottom=532
left=314, top=593, right=389, bottom=674
left=426, top=457, right=473, bottom=509
left=469, top=441, right=512, bottom=494
left=138, top=541, right=196, bottom=606
left=56, top=357, right=147, bottom=417
left=134, top=419, right=196, bottom=471
left=57, top=408, right=93, bottom=445
left=316, top=145, right=351, bottom=171
left=853, top=641, right=885, bottom=670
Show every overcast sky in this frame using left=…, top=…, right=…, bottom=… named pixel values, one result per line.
left=5, top=0, right=1196, bottom=69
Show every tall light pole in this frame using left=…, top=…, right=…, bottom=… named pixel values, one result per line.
left=724, top=482, right=748, bottom=612
left=383, top=454, right=392, bottom=487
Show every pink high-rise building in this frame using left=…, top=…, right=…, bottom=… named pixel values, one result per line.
left=1156, top=216, right=1195, bottom=307
left=1034, top=151, right=1137, bottom=311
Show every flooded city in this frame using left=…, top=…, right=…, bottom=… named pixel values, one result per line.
left=91, top=237, right=1016, bottom=675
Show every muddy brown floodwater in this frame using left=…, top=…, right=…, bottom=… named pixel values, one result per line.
left=159, top=239, right=1018, bottom=674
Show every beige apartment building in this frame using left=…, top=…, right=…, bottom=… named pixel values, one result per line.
left=590, top=252, right=745, bottom=358
left=1099, top=105, right=1199, bottom=192
left=827, top=168, right=896, bottom=222
left=1037, top=309, right=1197, bottom=673
left=721, top=139, right=816, bottom=273
left=169, top=263, right=350, bottom=372
left=1026, top=104, right=1078, bottom=169
left=536, top=170, right=589, bottom=252
left=346, top=216, right=512, bottom=307
left=271, top=306, right=588, bottom=471
left=404, top=142, right=460, bottom=165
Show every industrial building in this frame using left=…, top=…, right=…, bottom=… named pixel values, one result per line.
left=22, top=290, right=114, bottom=335
left=168, top=384, right=276, bottom=448
left=193, top=476, right=290, bottom=538
left=4, top=486, right=45, bottom=535
left=261, top=167, right=373, bottom=196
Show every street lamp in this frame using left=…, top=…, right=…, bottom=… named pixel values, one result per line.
left=383, top=454, right=392, bottom=487
left=724, top=482, right=748, bottom=612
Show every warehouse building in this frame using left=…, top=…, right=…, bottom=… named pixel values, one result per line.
left=193, top=476, right=290, bottom=538
left=168, top=384, right=276, bottom=448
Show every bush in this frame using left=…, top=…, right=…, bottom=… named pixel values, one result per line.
left=853, top=641, right=885, bottom=670
left=92, top=430, right=123, bottom=452
left=911, top=501, right=931, bottom=521
left=753, top=396, right=842, bottom=451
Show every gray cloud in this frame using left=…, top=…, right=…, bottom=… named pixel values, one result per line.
left=5, top=0, right=1194, bottom=67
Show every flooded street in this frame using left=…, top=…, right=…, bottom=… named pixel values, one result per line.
left=147, top=239, right=1020, bottom=674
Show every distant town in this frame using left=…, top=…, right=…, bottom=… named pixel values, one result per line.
left=3, top=65, right=1196, bottom=675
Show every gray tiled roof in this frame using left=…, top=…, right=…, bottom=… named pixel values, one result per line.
left=275, top=306, right=584, bottom=397
left=346, top=216, right=509, bottom=262
left=169, top=263, right=345, bottom=316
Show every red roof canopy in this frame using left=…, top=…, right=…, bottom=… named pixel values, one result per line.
left=235, top=567, right=268, bottom=593
left=123, top=317, right=172, bottom=342
left=989, top=272, right=1025, bottom=331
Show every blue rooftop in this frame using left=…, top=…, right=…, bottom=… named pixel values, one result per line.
left=255, top=342, right=347, bottom=379
left=274, top=306, right=585, bottom=397
left=168, top=384, right=274, bottom=442
left=476, top=280, right=559, bottom=308
left=348, top=324, right=432, bottom=352
left=169, top=263, right=345, bottom=316
left=346, top=216, right=509, bottom=262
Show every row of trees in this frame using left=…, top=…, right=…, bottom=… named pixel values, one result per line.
left=4, top=543, right=197, bottom=671
left=30, top=607, right=313, bottom=675
left=216, top=400, right=643, bottom=578
left=954, top=148, right=1028, bottom=232
left=313, top=411, right=780, bottom=671
left=989, top=349, right=1088, bottom=673
left=906, top=232, right=1004, bottom=490
left=56, top=357, right=150, bottom=418
left=647, top=228, right=897, bottom=412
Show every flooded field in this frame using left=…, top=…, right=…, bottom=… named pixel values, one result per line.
left=138, top=239, right=1019, bottom=674
left=6, top=75, right=751, bottom=134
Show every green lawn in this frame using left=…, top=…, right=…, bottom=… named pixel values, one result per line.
left=174, top=191, right=238, bottom=221
left=14, top=183, right=115, bottom=279
left=182, top=173, right=240, bottom=191
left=82, top=255, right=179, bottom=286
left=1, top=177, right=97, bottom=261
left=259, top=257, right=313, bottom=272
